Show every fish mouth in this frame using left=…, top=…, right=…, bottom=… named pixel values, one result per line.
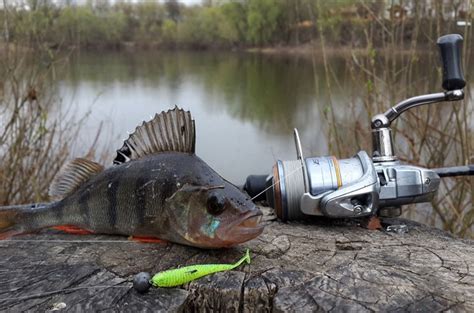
left=218, top=211, right=264, bottom=245
left=237, top=213, right=263, bottom=229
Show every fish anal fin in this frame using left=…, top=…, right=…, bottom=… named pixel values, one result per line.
left=53, top=225, right=94, bottom=235
left=113, top=107, right=195, bottom=165
left=49, top=158, right=104, bottom=201
left=130, top=236, right=167, bottom=244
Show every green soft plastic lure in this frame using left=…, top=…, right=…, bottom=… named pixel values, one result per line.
left=133, top=249, right=251, bottom=292
left=153, top=249, right=250, bottom=287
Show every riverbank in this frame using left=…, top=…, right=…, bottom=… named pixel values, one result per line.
left=44, top=40, right=442, bottom=59
left=246, top=44, right=433, bottom=57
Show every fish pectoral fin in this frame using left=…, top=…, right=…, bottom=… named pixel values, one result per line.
left=52, top=225, right=94, bottom=235
left=113, top=107, right=196, bottom=165
left=130, top=236, right=167, bottom=244
left=49, top=158, right=104, bottom=201
left=186, top=269, right=198, bottom=274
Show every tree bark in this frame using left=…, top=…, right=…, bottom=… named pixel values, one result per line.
left=0, top=207, right=473, bottom=312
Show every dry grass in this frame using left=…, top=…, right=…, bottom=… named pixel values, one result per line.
left=314, top=0, right=473, bottom=237
left=0, top=1, right=95, bottom=207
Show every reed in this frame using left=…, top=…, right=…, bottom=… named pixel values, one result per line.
left=314, top=0, right=473, bottom=238
left=0, top=5, right=92, bottom=206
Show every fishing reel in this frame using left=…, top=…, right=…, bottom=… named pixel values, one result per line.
left=245, top=34, right=473, bottom=221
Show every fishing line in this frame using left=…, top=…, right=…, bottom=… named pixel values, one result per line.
left=250, top=164, right=303, bottom=201
left=0, top=285, right=132, bottom=302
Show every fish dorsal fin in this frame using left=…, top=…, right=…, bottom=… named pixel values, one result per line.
left=113, top=106, right=195, bottom=165
left=49, top=158, right=104, bottom=201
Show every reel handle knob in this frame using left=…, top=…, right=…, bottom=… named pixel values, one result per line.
left=437, top=34, right=466, bottom=91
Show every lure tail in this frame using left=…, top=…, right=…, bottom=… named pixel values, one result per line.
left=232, top=249, right=251, bottom=269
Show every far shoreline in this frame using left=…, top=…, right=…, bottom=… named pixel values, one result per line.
left=0, top=41, right=454, bottom=59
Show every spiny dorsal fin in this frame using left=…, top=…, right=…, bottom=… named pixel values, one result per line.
left=113, top=106, right=195, bottom=165
left=49, top=158, right=104, bottom=201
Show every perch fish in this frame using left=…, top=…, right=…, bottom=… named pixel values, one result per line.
left=0, top=107, right=264, bottom=248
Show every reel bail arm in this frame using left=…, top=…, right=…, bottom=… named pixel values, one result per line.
left=371, top=89, right=464, bottom=130
left=371, top=89, right=464, bottom=162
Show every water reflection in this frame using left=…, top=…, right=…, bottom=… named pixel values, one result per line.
left=61, top=51, right=350, bottom=184
left=65, top=51, right=348, bottom=131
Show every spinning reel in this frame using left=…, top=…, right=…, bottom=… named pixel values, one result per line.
left=245, top=34, right=473, bottom=221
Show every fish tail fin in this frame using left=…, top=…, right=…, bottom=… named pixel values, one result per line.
left=233, top=249, right=251, bottom=268
left=0, top=205, right=24, bottom=239
left=0, top=203, right=52, bottom=239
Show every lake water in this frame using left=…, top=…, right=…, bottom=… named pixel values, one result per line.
left=59, top=51, right=350, bottom=185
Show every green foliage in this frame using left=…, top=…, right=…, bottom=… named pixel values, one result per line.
left=246, top=0, right=283, bottom=45
left=1, top=0, right=310, bottom=48
left=68, top=7, right=127, bottom=46
left=165, top=0, right=181, bottom=22
left=220, top=2, right=247, bottom=44
left=11, top=7, right=55, bottom=43
left=174, top=5, right=241, bottom=48
left=133, top=2, right=165, bottom=42
left=162, top=19, right=177, bottom=44
left=1, top=0, right=443, bottom=49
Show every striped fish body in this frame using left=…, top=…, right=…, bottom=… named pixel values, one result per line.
left=53, top=153, right=210, bottom=235
left=54, top=153, right=246, bottom=243
left=0, top=108, right=264, bottom=248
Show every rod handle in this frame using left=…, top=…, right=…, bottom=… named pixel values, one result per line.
left=434, top=164, right=474, bottom=177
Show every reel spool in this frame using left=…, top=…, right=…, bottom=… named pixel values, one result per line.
left=271, top=160, right=305, bottom=221
left=271, top=156, right=365, bottom=221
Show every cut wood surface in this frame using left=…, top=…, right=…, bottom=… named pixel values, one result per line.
left=0, top=207, right=473, bottom=312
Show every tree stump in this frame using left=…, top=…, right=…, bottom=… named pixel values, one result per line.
left=0, top=207, right=473, bottom=312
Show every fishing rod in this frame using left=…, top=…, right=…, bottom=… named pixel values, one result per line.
left=245, top=34, right=473, bottom=221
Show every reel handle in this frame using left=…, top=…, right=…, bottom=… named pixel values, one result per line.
left=437, top=34, right=466, bottom=91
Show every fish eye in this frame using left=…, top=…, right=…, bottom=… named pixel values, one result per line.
left=207, top=194, right=225, bottom=216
